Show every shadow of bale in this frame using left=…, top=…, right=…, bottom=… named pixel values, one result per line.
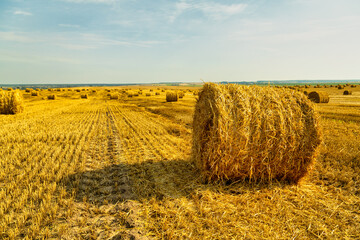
left=62, top=158, right=293, bottom=207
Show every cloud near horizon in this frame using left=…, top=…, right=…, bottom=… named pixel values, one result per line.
left=13, top=10, right=32, bottom=16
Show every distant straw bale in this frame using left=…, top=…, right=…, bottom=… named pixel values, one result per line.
left=192, top=83, right=322, bottom=183
left=343, top=90, right=352, bottom=95
left=31, top=91, right=39, bottom=96
left=146, top=93, right=151, bottom=96
left=0, top=90, right=24, bottom=114
left=155, top=92, right=160, bottom=95
left=338, top=85, right=344, bottom=90
left=47, top=95, right=56, bottom=100
left=110, top=94, right=119, bottom=100
left=178, top=91, right=185, bottom=98
left=308, top=91, right=329, bottom=103
left=166, top=92, right=178, bottom=102
left=81, top=94, right=88, bottom=99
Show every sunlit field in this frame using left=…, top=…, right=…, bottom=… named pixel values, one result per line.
left=0, top=85, right=359, bottom=239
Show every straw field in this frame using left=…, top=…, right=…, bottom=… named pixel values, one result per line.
left=0, top=86, right=359, bottom=239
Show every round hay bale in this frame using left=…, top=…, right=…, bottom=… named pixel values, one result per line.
left=146, top=93, right=151, bottom=96
left=155, top=92, right=160, bottom=95
left=166, top=92, right=178, bottom=102
left=343, top=90, right=352, bottom=95
left=128, top=93, right=133, bottom=97
left=31, top=91, right=39, bottom=96
left=110, top=94, right=118, bottom=100
left=178, top=91, right=185, bottom=98
left=0, top=90, right=24, bottom=114
left=338, top=85, right=344, bottom=90
left=81, top=94, right=88, bottom=99
left=47, top=95, right=56, bottom=100
left=308, top=91, right=329, bottom=103
left=303, top=91, right=308, bottom=96
left=192, top=83, right=322, bottom=183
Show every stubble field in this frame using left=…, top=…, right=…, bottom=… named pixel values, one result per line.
left=0, top=85, right=359, bottom=239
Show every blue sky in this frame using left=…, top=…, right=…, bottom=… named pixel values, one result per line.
left=0, top=0, right=360, bottom=84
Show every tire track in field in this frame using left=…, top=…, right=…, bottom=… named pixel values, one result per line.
left=109, top=104, right=195, bottom=199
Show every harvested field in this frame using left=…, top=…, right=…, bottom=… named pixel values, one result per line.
left=0, top=86, right=359, bottom=239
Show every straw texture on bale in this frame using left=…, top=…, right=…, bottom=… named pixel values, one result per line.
left=47, top=95, right=56, bottom=100
left=110, top=94, right=118, bottom=99
left=192, top=83, right=322, bottom=183
left=0, top=90, right=24, bottom=114
left=308, top=91, right=329, bottom=103
left=178, top=91, right=185, bottom=98
left=343, top=90, right=352, bottom=95
left=166, top=92, right=178, bottom=102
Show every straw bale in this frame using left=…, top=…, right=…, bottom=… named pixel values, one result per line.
left=0, top=90, right=24, bottom=114
left=81, top=94, right=88, bottom=99
left=146, top=93, right=151, bottom=96
left=166, top=92, right=178, bottom=102
left=47, top=95, right=56, bottom=100
left=343, top=90, right=352, bottom=95
left=192, top=83, right=322, bottom=183
left=178, top=91, right=185, bottom=98
left=31, top=91, right=39, bottom=96
left=308, top=91, right=329, bottom=103
left=110, top=94, right=119, bottom=99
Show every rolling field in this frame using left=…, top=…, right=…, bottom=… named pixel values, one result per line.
left=0, top=86, right=359, bottom=239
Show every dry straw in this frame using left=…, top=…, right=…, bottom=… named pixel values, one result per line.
left=166, top=92, right=178, bottom=102
left=146, top=93, right=151, bottom=96
left=47, top=95, right=56, bottom=100
left=0, top=90, right=24, bottom=114
left=178, top=91, right=185, bottom=98
left=81, top=94, right=88, bottom=99
left=110, top=94, right=117, bottom=99
left=31, top=91, right=39, bottom=96
left=192, top=83, right=322, bottom=183
left=308, top=91, right=329, bottom=103
left=343, top=90, right=352, bottom=95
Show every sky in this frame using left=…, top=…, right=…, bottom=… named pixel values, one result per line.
left=0, top=0, right=360, bottom=84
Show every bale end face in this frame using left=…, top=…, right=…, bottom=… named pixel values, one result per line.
left=192, top=83, right=322, bottom=184
left=166, top=92, right=178, bottom=102
left=308, top=91, right=329, bottom=103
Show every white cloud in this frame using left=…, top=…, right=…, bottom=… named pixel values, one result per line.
left=170, top=1, right=247, bottom=22
left=58, top=24, right=80, bottom=28
left=13, top=10, right=32, bottom=16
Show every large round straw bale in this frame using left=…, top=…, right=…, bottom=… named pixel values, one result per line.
left=81, top=94, right=88, bottom=99
left=166, top=92, right=178, bottom=102
left=343, top=90, right=352, bottom=95
left=192, top=83, right=322, bottom=183
left=308, top=91, right=329, bottom=103
left=0, top=90, right=24, bottom=114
